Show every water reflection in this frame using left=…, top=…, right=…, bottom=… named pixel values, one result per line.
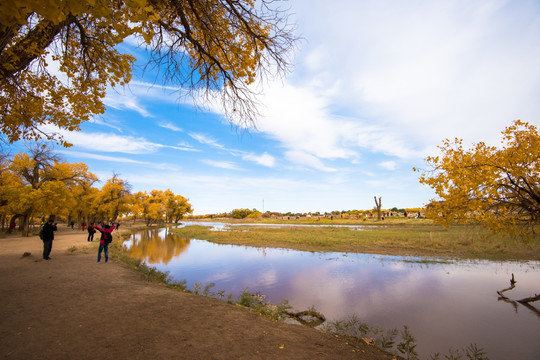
left=123, top=227, right=190, bottom=265
left=176, top=220, right=371, bottom=231
left=123, top=230, right=540, bottom=360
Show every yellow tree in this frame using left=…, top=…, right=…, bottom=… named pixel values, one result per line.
left=66, top=173, right=99, bottom=225
left=133, top=190, right=167, bottom=226
left=0, top=152, right=23, bottom=229
left=129, top=191, right=147, bottom=223
left=96, top=174, right=131, bottom=221
left=7, top=145, right=97, bottom=235
left=0, top=0, right=296, bottom=145
left=416, top=120, right=540, bottom=237
left=163, top=189, right=192, bottom=223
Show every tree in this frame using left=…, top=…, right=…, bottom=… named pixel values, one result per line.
left=5, top=145, right=96, bottom=235
left=96, top=174, right=131, bottom=221
left=68, top=176, right=99, bottom=226
left=373, top=196, right=382, bottom=221
left=163, top=189, right=192, bottom=223
left=416, top=120, right=540, bottom=237
left=231, top=208, right=255, bottom=219
left=0, top=0, right=296, bottom=145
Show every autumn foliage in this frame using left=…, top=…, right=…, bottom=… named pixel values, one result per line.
left=417, top=120, right=540, bottom=237
left=0, top=0, right=295, bottom=145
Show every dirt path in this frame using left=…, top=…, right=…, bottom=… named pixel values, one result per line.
left=0, top=228, right=395, bottom=360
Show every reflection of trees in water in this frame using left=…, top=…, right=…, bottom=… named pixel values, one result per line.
left=127, top=228, right=190, bottom=265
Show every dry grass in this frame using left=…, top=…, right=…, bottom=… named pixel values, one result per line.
left=172, top=221, right=540, bottom=261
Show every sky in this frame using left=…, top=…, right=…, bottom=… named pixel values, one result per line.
left=9, top=0, right=540, bottom=215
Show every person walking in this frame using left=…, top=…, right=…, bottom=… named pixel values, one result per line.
left=87, top=222, right=96, bottom=242
left=94, top=223, right=116, bottom=263
left=41, top=219, right=57, bottom=260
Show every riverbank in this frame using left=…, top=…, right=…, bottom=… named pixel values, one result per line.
left=0, top=227, right=396, bottom=359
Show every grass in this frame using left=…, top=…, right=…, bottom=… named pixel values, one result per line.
left=323, top=315, right=490, bottom=360
left=171, top=220, right=540, bottom=261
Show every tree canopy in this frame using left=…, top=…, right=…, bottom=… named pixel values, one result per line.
left=416, top=120, right=540, bottom=238
left=0, top=0, right=296, bottom=145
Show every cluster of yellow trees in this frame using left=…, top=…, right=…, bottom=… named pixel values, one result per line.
left=417, top=120, right=539, bottom=238
left=0, top=146, right=192, bottom=236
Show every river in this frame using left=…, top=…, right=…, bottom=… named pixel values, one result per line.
left=122, top=225, right=540, bottom=360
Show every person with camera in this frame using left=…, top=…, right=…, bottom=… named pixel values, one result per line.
left=94, top=222, right=118, bottom=263
left=42, top=219, right=57, bottom=260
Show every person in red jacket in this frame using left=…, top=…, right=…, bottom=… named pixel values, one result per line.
left=94, top=222, right=117, bottom=263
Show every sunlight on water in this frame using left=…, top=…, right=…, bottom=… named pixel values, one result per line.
left=124, top=227, right=540, bottom=360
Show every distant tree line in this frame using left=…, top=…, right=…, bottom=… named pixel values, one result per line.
left=195, top=208, right=425, bottom=220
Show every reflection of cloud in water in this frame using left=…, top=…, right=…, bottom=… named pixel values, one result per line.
left=201, top=271, right=232, bottom=284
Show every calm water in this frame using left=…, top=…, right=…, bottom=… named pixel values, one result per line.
left=123, top=226, right=540, bottom=360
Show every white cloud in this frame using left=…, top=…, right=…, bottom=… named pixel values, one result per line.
left=171, top=142, right=199, bottom=152
left=379, top=161, right=398, bottom=171
left=41, top=125, right=199, bottom=155
left=284, top=150, right=336, bottom=172
left=242, top=152, right=275, bottom=167
left=104, top=90, right=153, bottom=118
left=57, top=150, right=148, bottom=164
left=288, top=0, right=540, bottom=149
left=255, top=82, right=360, bottom=158
left=189, top=133, right=226, bottom=150
left=202, top=160, right=243, bottom=170
left=40, top=125, right=161, bottom=154
left=159, top=122, right=183, bottom=132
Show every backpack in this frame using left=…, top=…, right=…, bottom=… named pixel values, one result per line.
left=39, top=226, right=44, bottom=240
left=104, top=231, right=113, bottom=244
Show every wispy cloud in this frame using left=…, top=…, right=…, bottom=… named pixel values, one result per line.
left=243, top=152, right=275, bottom=167
left=189, top=133, right=226, bottom=150
left=57, top=150, right=148, bottom=164
left=42, top=125, right=199, bottom=155
left=202, top=159, right=243, bottom=170
left=169, top=142, right=199, bottom=152
left=158, top=122, right=183, bottom=132
left=284, top=150, right=336, bottom=172
left=104, top=90, right=153, bottom=118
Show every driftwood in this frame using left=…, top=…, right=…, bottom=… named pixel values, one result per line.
left=497, top=273, right=540, bottom=319
left=517, top=294, right=540, bottom=303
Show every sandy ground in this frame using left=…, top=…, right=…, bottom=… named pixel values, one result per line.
left=0, top=227, right=396, bottom=360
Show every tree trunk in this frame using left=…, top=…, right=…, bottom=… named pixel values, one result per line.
left=20, top=211, right=31, bottom=237
left=374, top=196, right=382, bottom=221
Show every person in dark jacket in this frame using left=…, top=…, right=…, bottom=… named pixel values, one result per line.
left=42, top=219, right=57, bottom=260
left=87, top=222, right=96, bottom=242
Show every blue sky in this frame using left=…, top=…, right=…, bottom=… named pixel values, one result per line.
left=19, top=0, right=540, bottom=214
